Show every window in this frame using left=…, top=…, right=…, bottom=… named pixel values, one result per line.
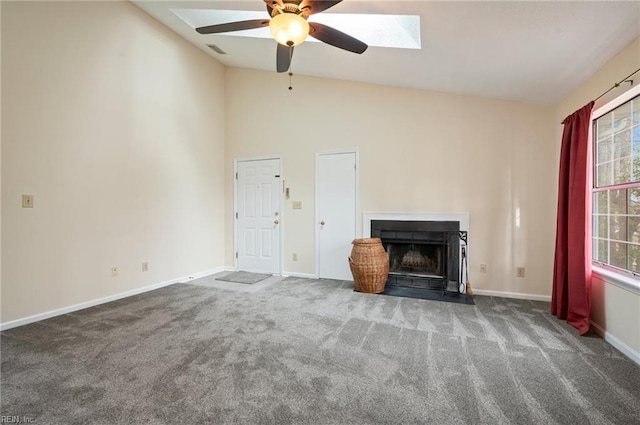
left=592, top=84, right=640, bottom=277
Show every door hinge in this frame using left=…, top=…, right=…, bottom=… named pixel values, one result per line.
left=235, top=252, right=238, bottom=259
left=354, top=163, right=357, bottom=170
left=235, top=212, right=238, bottom=219
left=235, top=172, right=238, bottom=179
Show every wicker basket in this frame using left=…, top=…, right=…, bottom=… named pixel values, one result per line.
left=349, top=238, right=389, bottom=293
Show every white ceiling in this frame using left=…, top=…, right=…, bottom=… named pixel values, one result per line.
left=133, top=0, right=640, bottom=105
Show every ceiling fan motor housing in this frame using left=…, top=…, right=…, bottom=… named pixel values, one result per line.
left=270, top=2, right=307, bottom=17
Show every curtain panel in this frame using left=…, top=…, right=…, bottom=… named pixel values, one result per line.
left=552, top=102, right=594, bottom=335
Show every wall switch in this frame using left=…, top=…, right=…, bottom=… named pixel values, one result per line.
left=517, top=267, right=525, bottom=278
left=292, top=201, right=302, bottom=209
left=142, top=262, right=149, bottom=272
left=22, top=194, right=34, bottom=208
left=480, top=264, right=487, bottom=273
left=111, top=267, right=118, bottom=277
left=292, top=253, right=298, bottom=261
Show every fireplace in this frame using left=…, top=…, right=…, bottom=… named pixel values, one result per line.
left=364, top=213, right=469, bottom=294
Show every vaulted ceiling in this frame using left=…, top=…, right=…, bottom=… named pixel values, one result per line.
left=134, top=1, right=640, bottom=104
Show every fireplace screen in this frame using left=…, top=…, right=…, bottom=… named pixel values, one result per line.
left=387, top=243, right=442, bottom=277
left=371, top=219, right=463, bottom=292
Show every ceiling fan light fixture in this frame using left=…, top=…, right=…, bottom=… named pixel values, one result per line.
left=269, top=13, right=310, bottom=46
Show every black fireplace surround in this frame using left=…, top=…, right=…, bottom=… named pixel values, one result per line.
left=371, top=220, right=465, bottom=293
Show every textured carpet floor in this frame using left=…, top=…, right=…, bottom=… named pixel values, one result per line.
left=1, top=277, right=639, bottom=424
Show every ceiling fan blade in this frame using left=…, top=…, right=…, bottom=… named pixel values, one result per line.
left=308, top=22, right=367, bottom=54
left=301, top=0, right=342, bottom=15
left=196, top=19, right=269, bottom=35
left=276, top=43, right=294, bottom=73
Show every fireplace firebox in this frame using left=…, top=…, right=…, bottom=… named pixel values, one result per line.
left=371, top=220, right=467, bottom=293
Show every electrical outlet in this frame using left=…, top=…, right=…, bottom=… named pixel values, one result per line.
left=480, top=264, right=487, bottom=273
left=292, top=253, right=298, bottom=261
left=142, top=262, right=149, bottom=272
left=22, top=194, right=34, bottom=208
left=292, top=201, right=302, bottom=209
left=517, top=267, right=525, bottom=278
left=111, top=267, right=118, bottom=277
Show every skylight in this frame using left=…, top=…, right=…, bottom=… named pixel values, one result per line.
left=171, top=9, right=421, bottom=49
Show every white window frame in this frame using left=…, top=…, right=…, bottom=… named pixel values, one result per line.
left=591, top=83, right=640, bottom=295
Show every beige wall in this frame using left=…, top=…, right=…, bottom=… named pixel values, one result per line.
left=556, top=37, right=640, bottom=356
left=591, top=276, right=639, bottom=356
left=225, top=69, right=556, bottom=297
left=1, top=1, right=227, bottom=323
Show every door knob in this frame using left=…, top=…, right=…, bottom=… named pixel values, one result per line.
left=274, top=219, right=279, bottom=225
left=320, top=220, right=325, bottom=226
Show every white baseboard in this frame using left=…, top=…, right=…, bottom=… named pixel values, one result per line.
left=591, top=321, right=640, bottom=365
left=282, top=271, right=318, bottom=279
left=472, top=289, right=552, bottom=302
left=0, top=267, right=224, bottom=331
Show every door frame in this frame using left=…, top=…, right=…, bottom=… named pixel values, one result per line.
left=315, top=149, right=360, bottom=279
left=234, top=155, right=284, bottom=274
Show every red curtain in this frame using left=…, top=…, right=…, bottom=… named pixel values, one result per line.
left=552, top=102, right=594, bottom=335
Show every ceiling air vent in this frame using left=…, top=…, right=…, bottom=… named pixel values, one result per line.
left=206, top=44, right=227, bottom=55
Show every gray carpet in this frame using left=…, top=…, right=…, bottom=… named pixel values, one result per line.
left=215, top=271, right=271, bottom=284
left=1, top=276, right=639, bottom=424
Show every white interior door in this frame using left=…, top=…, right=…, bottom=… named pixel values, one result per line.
left=317, top=151, right=357, bottom=280
left=236, top=158, right=281, bottom=274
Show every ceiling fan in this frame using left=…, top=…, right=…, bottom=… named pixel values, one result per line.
left=195, top=0, right=368, bottom=73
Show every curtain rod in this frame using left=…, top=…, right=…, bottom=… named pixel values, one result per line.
left=592, top=67, right=640, bottom=103
left=561, top=67, right=640, bottom=124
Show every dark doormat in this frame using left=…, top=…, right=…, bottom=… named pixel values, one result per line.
left=216, top=271, right=271, bottom=284
left=380, top=285, right=475, bottom=305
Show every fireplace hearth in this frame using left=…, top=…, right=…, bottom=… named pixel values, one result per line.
left=371, top=219, right=467, bottom=293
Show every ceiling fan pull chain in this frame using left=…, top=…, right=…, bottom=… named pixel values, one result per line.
left=288, top=44, right=294, bottom=90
